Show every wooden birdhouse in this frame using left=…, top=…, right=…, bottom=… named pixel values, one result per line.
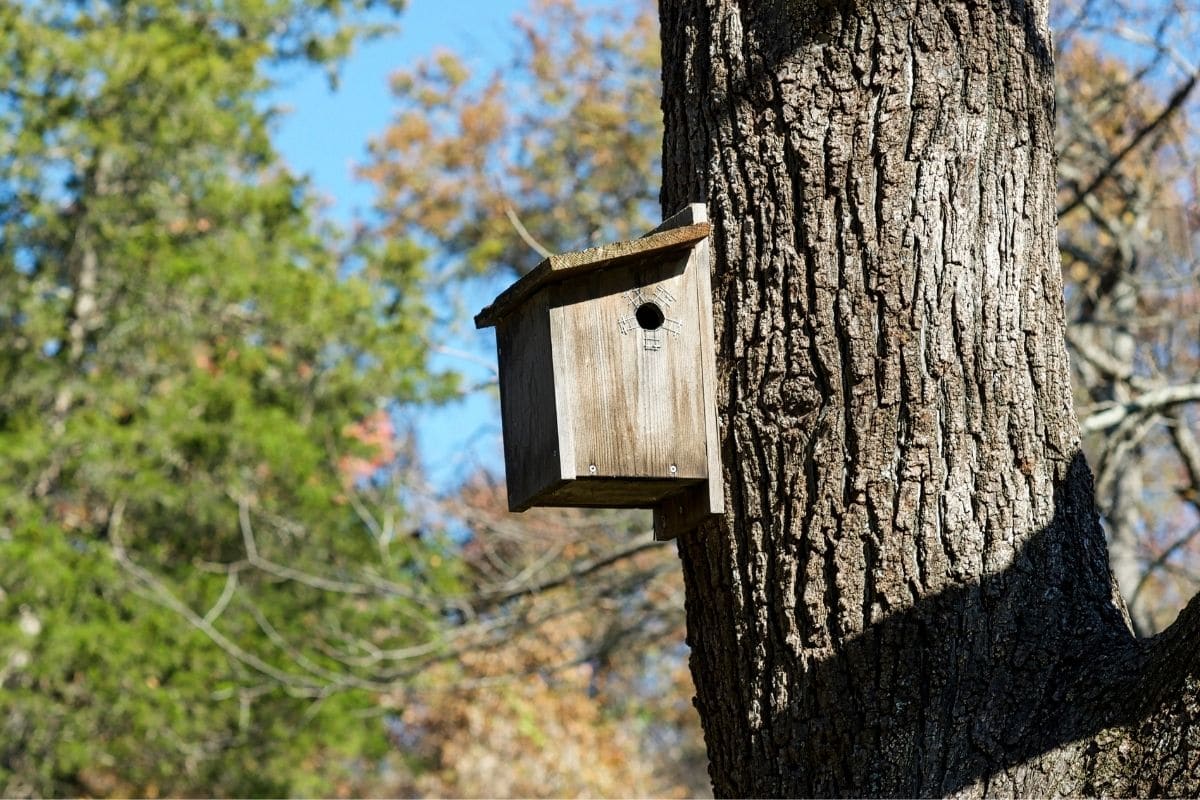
left=475, top=204, right=723, bottom=540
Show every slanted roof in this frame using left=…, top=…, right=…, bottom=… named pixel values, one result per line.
left=474, top=221, right=711, bottom=329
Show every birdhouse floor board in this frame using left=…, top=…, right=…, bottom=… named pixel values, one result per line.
left=519, top=477, right=705, bottom=510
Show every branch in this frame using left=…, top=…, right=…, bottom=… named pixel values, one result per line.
left=1058, top=70, right=1199, bottom=220
left=240, top=600, right=399, bottom=692
left=107, top=498, right=330, bottom=695
left=1081, top=383, right=1200, bottom=434
left=1094, top=412, right=1159, bottom=513
left=1169, top=413, right=1200, bottom=514
left=430, top=342, right=499, bottom=378
left=235, top=496, right=427, bottom=606
left=1066, top=328, right=1150, bottom=390
left=1143, top=590, right=1200, bottom=703
left=202, top=571, right=239, bottom=625
left=472, top=534, right=666, bottom=607
left=1131, top=523, right=1200, bottom=607
left=503, top=203, right=553, bottom=260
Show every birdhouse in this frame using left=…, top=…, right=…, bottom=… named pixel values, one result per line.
left=475, top=204, right=723, bottom=540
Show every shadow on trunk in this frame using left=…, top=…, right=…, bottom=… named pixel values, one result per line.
left=686, top=451, right=1200, bottom=796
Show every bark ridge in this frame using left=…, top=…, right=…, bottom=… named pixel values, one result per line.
left=658, top=0, right=1200, bottom=795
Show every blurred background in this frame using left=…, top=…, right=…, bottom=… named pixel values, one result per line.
left=1, top=0, right=1198, bottom=796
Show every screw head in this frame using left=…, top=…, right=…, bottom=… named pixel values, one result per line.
left=589, top=464, right=597, bottom=474
left=669, top=464, right=677, bottom=475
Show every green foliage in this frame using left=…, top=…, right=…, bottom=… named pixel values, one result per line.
left=0, top=0, right=468, bottom=796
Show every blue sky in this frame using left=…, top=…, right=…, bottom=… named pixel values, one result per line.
left=269, top=0, right=535, bottom=490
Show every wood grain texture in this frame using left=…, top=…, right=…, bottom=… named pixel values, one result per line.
left=653, top=203, right=724, bottom=538
left=694, top=237, right=722, bottom=515
left=643, top=202, right=709, bottom=237
left=536, top=477, right=705, bottom=508
left=475, top=222, right=711, bottom=328
left=496, top=293, right=567, bottom=511
left=652, top=241, right=724, bottom=539
left=550, top=255, right=708, bottom=481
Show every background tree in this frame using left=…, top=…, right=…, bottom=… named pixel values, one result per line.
left=359, top=0, right=662, bottom=283
left=1054, top=3, right=1200, bottom=636
left=0, top=1, right=466, bottom=795
left=377, top=475, right=709, bottom=798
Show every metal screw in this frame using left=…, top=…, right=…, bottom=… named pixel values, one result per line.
left=669, top=464, right=677, bottom=475
left=589, top=464, right=597, bottom=474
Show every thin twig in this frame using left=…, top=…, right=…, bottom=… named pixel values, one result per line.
left=1131, top=524, right=1200, bottom=606
left=431, top=343, right=499, bottom=377
left=474, top=534, right=666, bottom=607
left=203, top=571, right=239, bottom=625
left=504, top=203, right=554, bottom=259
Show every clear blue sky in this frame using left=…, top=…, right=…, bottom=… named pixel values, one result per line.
left=269, top=0, right=534, bottom=489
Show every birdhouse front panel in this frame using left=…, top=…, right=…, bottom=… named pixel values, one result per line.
left=548, top=253, right=707, bottom=483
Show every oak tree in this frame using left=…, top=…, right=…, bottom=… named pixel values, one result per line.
left=658, top=1, right=1200, bottom=796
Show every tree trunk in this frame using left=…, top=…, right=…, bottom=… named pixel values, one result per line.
left=657, top=1, right=1200, bottom=796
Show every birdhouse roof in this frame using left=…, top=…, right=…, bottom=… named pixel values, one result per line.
left=474, top=221, right=711, bottom=329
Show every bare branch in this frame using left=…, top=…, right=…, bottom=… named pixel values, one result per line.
left=1132, top=523, right=1200, bottom=608
left=1059, top=70, right=1199, bottom=220
left=473, top=533, right=666, bottom=607
left=430, top=342, right=500, bottom=378
left=1081, top=383, right=1200, bottom=433
left=235, top=496, right=439, bottom=615
left=1169, top=413, right=1200, bottom=516
left=1067, top=328, right=1149, bottom=389
left=202, top=571, right=239, bottom=625
left=107, top=498, right=329, bottom=695
left=503, top=202, right=554, bottom=260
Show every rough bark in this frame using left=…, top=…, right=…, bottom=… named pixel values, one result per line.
left=658, top=1, right=1200, bottom=796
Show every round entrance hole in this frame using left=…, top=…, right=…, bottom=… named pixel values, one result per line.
left=635, top=301, right=665, bottom=331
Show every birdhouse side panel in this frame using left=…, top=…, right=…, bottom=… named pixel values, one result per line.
left=549, top=255, right=708, bottom=482
left=691, top=236, right=724, bottom=516
left=496, top=294, right=572, bottom=511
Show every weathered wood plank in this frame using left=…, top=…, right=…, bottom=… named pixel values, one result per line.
left=691, top=223, right=724, bottom=516
left=475, top=222, right=711, bottom=328
left=650, top=203, right=724, bottom=536
left=551, top=254, right=708, bottom=482
left=535, top=477, right=704, bottom=508
left=496, top=293, right=569, bottom=511
left=642, top=202, right=708, bottom=237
